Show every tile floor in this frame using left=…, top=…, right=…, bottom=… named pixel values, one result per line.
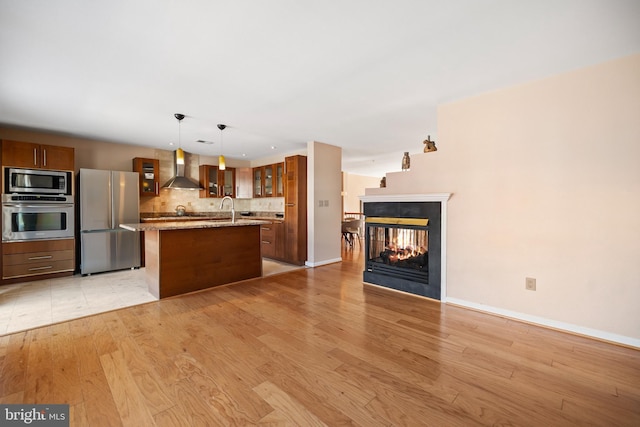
left=0, top=258, right=304, bottom=336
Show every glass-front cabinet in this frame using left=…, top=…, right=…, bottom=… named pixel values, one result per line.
left=220, top=169, right=235, bottom=197
left=253, top=162, right=284, bottom=198
left=199, top=165, right=235, bottom=198
left=199, top=165, right=219, bottom=197
left=253, top=167, right=263, bottom=197
left=275, top=162, right=284, bottom=197
left=133, top=157, right=160, bottom=197
left=264, top=164, right=274, bottom=197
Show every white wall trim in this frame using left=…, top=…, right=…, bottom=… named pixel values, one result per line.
left=446, top=297, right=640, bottom=349
left=358, top=193, right=451, bottom=302
left=306, top=257, right=342, bottom=268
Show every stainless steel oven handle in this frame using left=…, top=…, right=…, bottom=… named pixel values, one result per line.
left=2, top=203, right=74, bottom=208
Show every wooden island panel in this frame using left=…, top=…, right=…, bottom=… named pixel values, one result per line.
left=144, top=225, right=262, bottom=298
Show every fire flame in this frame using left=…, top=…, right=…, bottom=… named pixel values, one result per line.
left=386, top=241, right=426, bottom=263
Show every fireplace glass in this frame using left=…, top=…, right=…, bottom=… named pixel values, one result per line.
left=367, top=224, right=428, bottom=274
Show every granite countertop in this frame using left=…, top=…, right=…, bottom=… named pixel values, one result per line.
left=140, top=215, right=230, bottom=222
left=140, top=211, right=284, bottom=222
left=120, top=219, right=270, bottom=232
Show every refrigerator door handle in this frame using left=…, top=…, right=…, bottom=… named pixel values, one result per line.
left=109, top=173, right=114, bottom=229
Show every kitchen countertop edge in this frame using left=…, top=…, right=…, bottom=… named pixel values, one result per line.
left=120, top=219, right=270, bottom=232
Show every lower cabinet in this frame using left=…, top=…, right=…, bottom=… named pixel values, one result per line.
left=2, top=239, right=75, bottom=281
left=260, top=221, right=285, bottom=260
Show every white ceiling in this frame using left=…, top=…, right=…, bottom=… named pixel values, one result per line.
left=1, top=0, right=639, bottom=176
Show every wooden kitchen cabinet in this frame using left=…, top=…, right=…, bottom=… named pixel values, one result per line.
left=253, top=163, right=283, bottom=198
left=199, top=165, right=235, bottom=198
left=260, top=220, right=285, bottom=260
left=253, top=167, right=263, bottom=197
left=284, top=155, right=307, bottom=265
left=1, top=140, right=74, bottom=170
left=235, top=167, right=252, bottom=198
left=133, top=157, right=160, bottom=197
left=275, top=162, right=284, bottom=197
left=220, top=168, right=235, bottom=197
left=2, top=238, right=75, bottom=281
left=264, top=164, right=274, bottom=197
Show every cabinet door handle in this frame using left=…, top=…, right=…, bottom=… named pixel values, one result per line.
left=286, top=203, right=295, bottom=207
left=261, top=240, right=271, bottom=244
left=28, top=255, right=53, bottom=260
left=33, top=148, right=38, bottom=166
left=262, top=227, right=271, bottom=231
left=29, top=265, right=53, bottom=271
left=155, top=182, right=159, bottom=194
left=43, top=148, right=47, bottom=166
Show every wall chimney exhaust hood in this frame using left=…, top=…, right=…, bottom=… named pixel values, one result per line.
left=161, top=113, right=203, bottom=190
left=162, top=149, right=203, bottom=190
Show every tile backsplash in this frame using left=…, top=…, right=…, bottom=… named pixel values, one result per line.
left=140, top=191, right=284, bottom=215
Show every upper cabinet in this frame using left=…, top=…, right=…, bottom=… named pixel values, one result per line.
left=133, top=157, right=160, bottom=197
left=220, top=168, right=235, bottom=197
left=2, top=140, right=74, bottom=171
left=253, top=167, right=263, bottom=197
left=264, top=164, right=274, bottom=197
left=253, top=162, right=284, bottom=198
left=199, top=165, right=235, bottom=198
left=275, top=162, right=284, bottom=197
left=200, top=165, right=219, bottom=198
left=236, top=167, right=252, bottom=198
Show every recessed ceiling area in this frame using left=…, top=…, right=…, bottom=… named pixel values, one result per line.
left=1, top=0, right=639, bottom=176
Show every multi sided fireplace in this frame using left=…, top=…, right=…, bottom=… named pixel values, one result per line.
left=363, top=201, right=442, bottom=300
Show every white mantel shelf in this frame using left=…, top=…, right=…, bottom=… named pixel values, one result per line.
left=359, top=193, right=451, bottom=203
left=359, top=192, right=452, bottom=302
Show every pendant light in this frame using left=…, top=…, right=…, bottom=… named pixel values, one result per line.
left=175, top=113, right=185, bottom=165
left=217, top=124, right=226, bottom=170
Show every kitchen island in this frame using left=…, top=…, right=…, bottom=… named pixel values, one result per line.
left=120, top=219, right=268, bottom=299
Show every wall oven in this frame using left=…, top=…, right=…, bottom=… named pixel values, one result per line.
left=4, top=167, right=72, bottom=195
left=2, top=194, right=74, bottom=242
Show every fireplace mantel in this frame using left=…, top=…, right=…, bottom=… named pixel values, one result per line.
left=359, top=193, right=451, bottom=302
left=359, top=193, right=451, bottom=203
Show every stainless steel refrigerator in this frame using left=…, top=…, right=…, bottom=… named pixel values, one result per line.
left=79, top=168, right=140, bottom=275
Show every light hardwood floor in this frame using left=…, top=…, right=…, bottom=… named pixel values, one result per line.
left=0, top=259, right=302, bottom=336
left=1, top=246, right=638, bottom=426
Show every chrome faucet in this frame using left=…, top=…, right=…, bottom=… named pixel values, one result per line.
left=220, top=196, right=235, bottom=223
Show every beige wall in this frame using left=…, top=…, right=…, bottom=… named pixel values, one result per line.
left=369, top=54, right=640, bottom=345
left=342, top=173, right=380, bottom=213
left=307, top=141, right=342, bottom=266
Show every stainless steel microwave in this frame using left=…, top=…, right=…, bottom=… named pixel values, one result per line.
left=4, top=167, right=72, bottom=195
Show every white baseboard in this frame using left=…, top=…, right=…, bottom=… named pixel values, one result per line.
left=446, top=297, right=640, bottom=349
left=305, top=257, right=342, bottom=268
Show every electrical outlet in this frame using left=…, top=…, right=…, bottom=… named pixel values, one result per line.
left=525, top=277, right=536, bottom=291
